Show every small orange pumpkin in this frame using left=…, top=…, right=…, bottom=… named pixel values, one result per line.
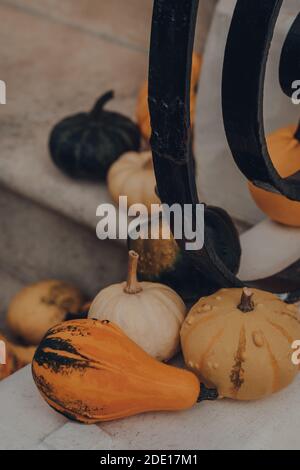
left=249, top=124, right=300, bottom=227
left=137, top=52, right=202, bottom=141
left=32, top=319, right=201, bottom=423
left=181, top=288, right=300, bottom=401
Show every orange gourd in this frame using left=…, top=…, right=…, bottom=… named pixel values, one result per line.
left=137, top=53, right=202, bottom=141
left=249, top=124, right=300, bottom=226
left=32, top=319, right=201, bottom=423
left=181, top=288, right=300, bottom=401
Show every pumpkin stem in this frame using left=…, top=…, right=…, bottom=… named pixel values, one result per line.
left=197, top=383, right=219, bottom=402
left=65, top=310, right=88, bottom=321
left=90, top=91, right=114, bottom=119
left=124, top=251, right=143, bottom=294
left=238, top=287, right=255, bottom=313
left=294, top=120, right=300, bottom=141
left=144, top=155, right=154, bottom=170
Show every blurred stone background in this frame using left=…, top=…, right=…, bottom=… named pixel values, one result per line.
left=0, top=0, right=218, bottom=329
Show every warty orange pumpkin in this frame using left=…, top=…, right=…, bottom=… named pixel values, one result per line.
left=181, top=288, right=300, bottom=401
left=32, top=319, right=202, bottom=423
left=249, top=124, right=300, bottom=227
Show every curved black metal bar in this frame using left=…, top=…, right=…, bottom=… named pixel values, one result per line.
left=279, top=13, right=300, bottom=98
left=148, top=0, right=300, bottom=302
left=222, top=0, right=300, bottom=201
left=149, top=0, right=242, bottom=289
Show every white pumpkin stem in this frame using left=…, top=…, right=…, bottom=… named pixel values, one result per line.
left=144, top=155, right=154, bottom=170
left=124, top=251, right=143, bottom=294
left=238, top=287, right=255, bottom=313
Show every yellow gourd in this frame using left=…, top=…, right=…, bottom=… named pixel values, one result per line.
left=32, top=319, right=201, bottom=423
left=249, top=124, right=300, bottom=226
left=7, top=280, right=84, bottom=345
left=181, top=288, right=300, bottom=401
left=89, top=251, right=186, bottom=361
left=107, top=151, right=160, bottom=211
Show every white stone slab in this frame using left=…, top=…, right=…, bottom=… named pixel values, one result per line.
left=0, top=366, right=66, bottom=450
left=239, top=219, right=300, bottom=281
left=100, top=373, right=300, bottom=450
left=1, top=365, right=300, bottom=450
left=42, top=422, right=114, bottom=451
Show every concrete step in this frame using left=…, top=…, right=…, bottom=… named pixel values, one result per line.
left=0, top=186, right=127, bottom=302
left=2, top=0, right=217, bottom=54
left=0, top=267, right=24, bottom=331
left=0, top=0, right=217, bottom=321
left=0, top=0, right=147, bottom=229
left=2, top=0, right=154, bottom=53
left=0, top=0, right=144, bottom=319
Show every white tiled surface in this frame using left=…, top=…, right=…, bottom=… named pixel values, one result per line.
left=42, top=423, right=115, bottom=451
left=1, top=364, right=300, bottom=450
left=0, top=367, right=66, bottom=450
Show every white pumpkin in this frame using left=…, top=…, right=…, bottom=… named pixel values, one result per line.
left=107, top=150, right=160, bottom=211
left=88, top=251, right=186, bottom=361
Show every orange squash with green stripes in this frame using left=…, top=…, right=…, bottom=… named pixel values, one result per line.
left=181, top=288, right=300, bottom=400
left=32, top=319, right=200, bottom=423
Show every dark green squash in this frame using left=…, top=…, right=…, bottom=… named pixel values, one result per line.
left=49, top=91, right=141, bottom=180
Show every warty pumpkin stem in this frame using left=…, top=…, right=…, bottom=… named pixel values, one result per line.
left=90, top=91, right=114, bottom=119
left=197, top=383, right=219, bottom=402
left=124, top=251, right=143, bottom=294
left=238, top=287, right=255, bottom=313
left=294, top=120, right=300, bottom=141
left=144, top=156, right=154, bottom=170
